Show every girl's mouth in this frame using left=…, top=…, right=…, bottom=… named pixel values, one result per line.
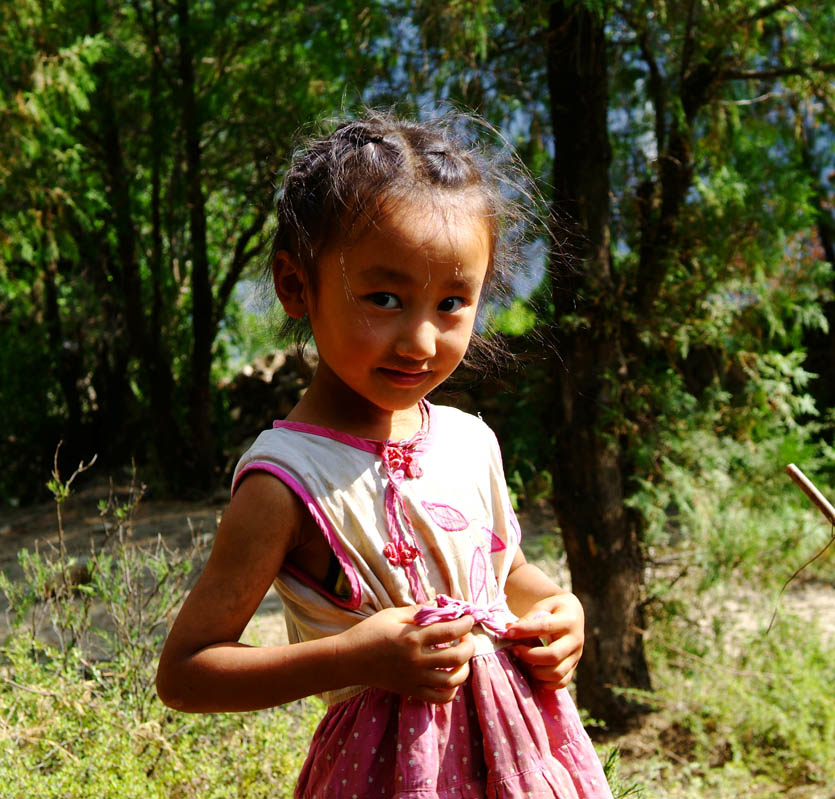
left=377, top=367, right=433, bottom=387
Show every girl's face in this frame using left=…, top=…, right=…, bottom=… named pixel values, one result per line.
left=300, top=198, right=491, bottom=425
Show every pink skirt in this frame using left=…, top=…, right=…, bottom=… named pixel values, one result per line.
left=295, top=649, right=612, bottom=799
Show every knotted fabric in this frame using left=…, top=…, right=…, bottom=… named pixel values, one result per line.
left=414, top=592, right=515, bottom=637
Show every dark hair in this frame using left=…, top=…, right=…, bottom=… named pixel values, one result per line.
left=267, top=109, right=546, bottom=368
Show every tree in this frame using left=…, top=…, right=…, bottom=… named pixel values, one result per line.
left=1, top=0, right=393, bottom=496
left=546, top=0, right=835, bottom=726
left=0, top=0, right=108, bottom=500
left=544, top=2, right=652, bottom=726
left=410, top=0, right=835, bottom=726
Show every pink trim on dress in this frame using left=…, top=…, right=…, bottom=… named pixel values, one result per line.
left=383, top=481, right=429, bottom=604
left=232, top=462, right=362, bottom=610
left=507, top=504, right=522, bottom=544
left=270, top=399, right=436, bottom=456
left=272, top=420, right=380, bottom=454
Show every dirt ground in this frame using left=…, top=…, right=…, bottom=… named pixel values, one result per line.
left=3, top=478, right=831, bottom=640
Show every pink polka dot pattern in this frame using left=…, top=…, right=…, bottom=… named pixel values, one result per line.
left=296, top=650, right=612, bottom=799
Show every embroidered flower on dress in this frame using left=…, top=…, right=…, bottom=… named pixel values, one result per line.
left=382, top=541, right=421, bottom=565
left=381, top=442, right=423, bottom=482
left=382, top=542, right=399, bottom=564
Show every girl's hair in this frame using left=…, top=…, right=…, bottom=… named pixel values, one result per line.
left=267, top=109, right=546, bottom=368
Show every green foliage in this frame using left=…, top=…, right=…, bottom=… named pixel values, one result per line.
left=0, top=465, right=323, bottom=797
left=626, top=347, right=835, bottom=590
left=643, top=611, right=835, bottom=793
left=602, top=748, right=644, bottom=799
left=0, top=631, right=322, bottom=798
left=0, top=1, right=107, bottom=264
left=0, top=0, right=398, bottom=496
left=487, top=298, right=539, bottom=337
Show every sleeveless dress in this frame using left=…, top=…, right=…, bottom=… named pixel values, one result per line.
left=233, top=402, right=612, bottom=799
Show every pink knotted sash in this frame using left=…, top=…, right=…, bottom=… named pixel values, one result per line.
left=413, top=593, right=515, bottom=637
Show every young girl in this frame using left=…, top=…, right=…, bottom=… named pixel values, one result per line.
left=156, top=112, right=612, bottom=799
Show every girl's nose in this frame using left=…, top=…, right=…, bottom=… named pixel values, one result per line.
left=395, top=318, right=437, bottom=360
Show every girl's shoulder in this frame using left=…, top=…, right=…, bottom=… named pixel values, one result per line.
left=427, top=402, right=500, bottom=448
left=231, top=419, right=373, bottom=497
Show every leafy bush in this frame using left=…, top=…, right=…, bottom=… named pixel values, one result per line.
left=0, top=459, right=322, bottom=798
left=642, top=608, right=835, bottom=794
left=0, top=630, right=323, bottom=798
left=628, top=353, right=835, bottom=590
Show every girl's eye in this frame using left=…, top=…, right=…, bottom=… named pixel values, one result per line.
left=438, top=296, right=466, bottom=312
left=367, top=292, right=400, bottom=309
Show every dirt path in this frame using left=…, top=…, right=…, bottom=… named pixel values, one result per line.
left=3, top=481, right=833, bottom=643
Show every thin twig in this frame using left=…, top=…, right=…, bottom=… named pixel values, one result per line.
left=2, top=677, right=59, bottom=698
left=767, top=464, right=835, bottom=632
left=766, top=533, right=835, bottom=633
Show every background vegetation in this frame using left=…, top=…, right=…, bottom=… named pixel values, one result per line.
left=2, top=0, right=835, bottom=795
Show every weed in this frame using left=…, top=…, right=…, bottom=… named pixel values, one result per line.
left=637, top=596, right=835, bottom=795
left=0, top=450, right=321, bottom=797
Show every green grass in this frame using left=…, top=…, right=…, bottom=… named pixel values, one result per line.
left=3, top=447, right=834, bottom=798
left=0, top=464, right=324, bottom=799
left=0, top=631, right=323, bottom=798
left=636, top=603, right=835, bottom=795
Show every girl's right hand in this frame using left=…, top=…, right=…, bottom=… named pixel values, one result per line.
left=340, top=606, right=476, bottom=704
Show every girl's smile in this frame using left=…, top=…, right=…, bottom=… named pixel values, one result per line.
left=280, top=197, right=491, bottom=438
left=376, top=367, right=434, bottom=387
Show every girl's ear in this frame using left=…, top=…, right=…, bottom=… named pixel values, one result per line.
left=272, top=251, right=308, bottom=319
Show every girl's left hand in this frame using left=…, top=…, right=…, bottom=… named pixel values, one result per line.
left=503, top=592, right=584, bottom=690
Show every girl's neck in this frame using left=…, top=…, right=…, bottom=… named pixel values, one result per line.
left=286, top=367, right=425, bottom=442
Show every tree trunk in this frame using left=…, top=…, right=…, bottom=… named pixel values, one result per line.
left=43, top=256, right=83, bottom=439
left=89, top=0, right=188, bottom=490
left=546, top=2, right=651, bottom=729
left=177, top=0, right=214, bottom=490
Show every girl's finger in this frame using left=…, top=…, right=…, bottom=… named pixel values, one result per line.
left=414, top=684, right=459, bottom=704
left=507, top=611, right=573, bottom=639
left=421, top=659, right=471, bottom=689
left=512, top=635, right=583, bottom=666
left=417, top=614, right=475, bottom=647
left=511, top=637, right=579, bottom=666
left=529, top=665, right=574, bottom=689
left=425, top=634, right=475, bottom=668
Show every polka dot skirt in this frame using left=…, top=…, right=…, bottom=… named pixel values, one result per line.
left=295, top=650, right=612, bottom=799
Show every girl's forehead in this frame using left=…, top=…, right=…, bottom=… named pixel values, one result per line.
left=353, top=194, right=492, bottom=255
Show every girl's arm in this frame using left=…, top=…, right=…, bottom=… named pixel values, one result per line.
left=502, top=548, right=584, bottom=690
left=155, top=472, right=475, bottom=712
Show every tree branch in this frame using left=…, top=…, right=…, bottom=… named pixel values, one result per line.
left=619, top=6, right=668, bottom=157
left=722, top=62, right=835, bottom=80
left=637, top=29, right=667, bottom=156
left=213, top=208, right=267, bottom=329
left=679, top=0, right=699, bottom=81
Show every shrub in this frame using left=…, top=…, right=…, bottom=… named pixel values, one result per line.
left=0, top=455, right=322, bottom=798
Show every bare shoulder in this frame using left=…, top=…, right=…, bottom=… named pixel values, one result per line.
left=161, top=472, right=304, bottom=654
left=217, top=471, right=307, bottom=559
